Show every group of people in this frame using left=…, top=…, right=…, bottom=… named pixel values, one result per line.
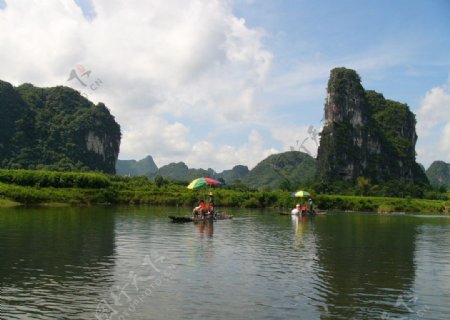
left=192, top=192, right=215, bottom=217
left=291, top=198, right=314, bottom=215
left=193, top=192, right=314, bottom=217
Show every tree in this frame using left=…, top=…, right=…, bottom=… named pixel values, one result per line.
left=356, top=176, right=371, bottom=196
left=154, top=175, right=166, bottom=188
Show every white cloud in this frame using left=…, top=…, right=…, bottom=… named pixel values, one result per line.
left=120, top=115, right=191, bottom=165
left=416, top=78, right=450, bottom=165
left=185, top=130, right=279, bottom=170
left=441, top=123, right=450, bottom=159
left=0, top=0, right=274, bottom=170
left=417, top=81, right=450, bottom=133
left=271, top=124, right=321, bottom=158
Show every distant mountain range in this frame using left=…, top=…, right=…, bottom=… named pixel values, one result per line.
left=426, top=161, right=450, bottom=189
left=116, top=155, right=158, bottom=176
left=116, top=155, right=249, bottom=183
left=117, top=153, right=450, bottom=191
left=3, top=70, right=448, bottom=192
left=116, top=151, right=316, bottom=190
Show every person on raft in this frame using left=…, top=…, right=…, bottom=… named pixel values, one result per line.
left=208, top=192, right=215, bottom=214
left=308, top=198, right=314, bottom=212
left=193, top=200, right=207, bottom=216
left=291, top=204, right=302, bottom=215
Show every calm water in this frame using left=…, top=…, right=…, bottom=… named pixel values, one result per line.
left=1, top=207, right=450, bottom=320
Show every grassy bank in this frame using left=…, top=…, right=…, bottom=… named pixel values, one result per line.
left=314, top=194, right=449, bottom=214
left=0, top=169, right=448, bottom=214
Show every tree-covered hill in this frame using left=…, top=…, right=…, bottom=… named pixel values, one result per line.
left=426, top=161, right=450, bottom=190
left=151, top=162, right=214, bottom=182
left=0, top=80, right=121, bottom=173
left=116, top=155, right=158, bottom=176
left=243, top=151, right=316, bottom=190
left=216, top=165, right=249, bottom=184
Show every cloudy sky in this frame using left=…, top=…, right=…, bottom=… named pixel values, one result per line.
left=0, top=0, right=449, bottom=171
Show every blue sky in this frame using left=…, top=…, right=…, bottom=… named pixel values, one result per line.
left=0, top=0, right=449, bottom=170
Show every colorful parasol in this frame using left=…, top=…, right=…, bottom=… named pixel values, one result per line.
left=290, top=190, right=312, bottom=198
left=187, top=177, right=223, bottom=190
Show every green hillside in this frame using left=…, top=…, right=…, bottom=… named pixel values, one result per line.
left=243, top=151, right=316, bottom=190
left=0, top=80, right=121, bottom=173
left=117, top=155, right=158, bottom=176
left=426, top=161, right=450, bottom=190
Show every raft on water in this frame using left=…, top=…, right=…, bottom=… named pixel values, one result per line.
left=279, top=210, right=327, bottom=216
left=169, top=212, right=233, bottom=223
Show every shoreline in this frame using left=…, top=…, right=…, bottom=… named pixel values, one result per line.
left=0, top=169, right=448, bottom=214
left=1, top=194, right=448, bottom=215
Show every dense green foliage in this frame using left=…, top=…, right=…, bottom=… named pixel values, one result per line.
left=0, top=169, right=110, bottom=188
left=242, top=151, right=316, bottom=190
left=0, top=80, right=121, bottom=173
left=0, top=169, right=448, bottom=214
left=426, top=161, right=450, bottom=190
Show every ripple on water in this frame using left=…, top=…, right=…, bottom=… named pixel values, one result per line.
left=1, top=208, right=450, bottom=319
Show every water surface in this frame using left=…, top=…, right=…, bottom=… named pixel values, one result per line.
left=1, top=207, right=449, bottom=319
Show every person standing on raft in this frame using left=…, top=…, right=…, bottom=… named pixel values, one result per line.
left=208, top=192, right=215, bottom=214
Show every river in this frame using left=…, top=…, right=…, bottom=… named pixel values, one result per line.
left=1, top=206, right=449, bottom=319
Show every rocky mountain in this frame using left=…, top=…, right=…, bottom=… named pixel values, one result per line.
left=116, top=152, right=314, bottom=190
left=116, top=155, right=158, bottom=176
left=316, top=67, right=428, bottom=185
left=116, top=155, right=249, bottom=184
left=216, top=165, right=249, bottom=183
left=0, top=80, right=121, bottom=173
left=426, top=161, right=450, bottom=189
left=243, top=151, right=316, bottom=190
left=152, top=162, right=214, bottom=182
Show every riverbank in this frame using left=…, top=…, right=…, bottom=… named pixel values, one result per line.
left=0, top=169, right=448, bottom=214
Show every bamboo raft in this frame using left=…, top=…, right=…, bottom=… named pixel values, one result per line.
left=169, top=212, right=233, bottom=223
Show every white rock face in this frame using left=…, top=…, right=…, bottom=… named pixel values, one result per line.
left=86, top=131, right=105, bottom=159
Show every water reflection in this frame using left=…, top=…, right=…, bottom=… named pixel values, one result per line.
left=313, top=213, right=419, bottom=319
left=195, top=221, right=214, bottom=238
left=0, top=206, right=116, bottom=319
left=1, top=207, right=450, bottom=319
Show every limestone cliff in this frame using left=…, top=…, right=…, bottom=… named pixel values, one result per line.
left=316, top=67, right=428, bottom=185
left=0, top=80, right=121, bottom=173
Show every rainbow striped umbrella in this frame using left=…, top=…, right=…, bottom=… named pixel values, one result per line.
left=290, top=190, right=312, bottom=198
left=187, top=177, right=222, bottom=190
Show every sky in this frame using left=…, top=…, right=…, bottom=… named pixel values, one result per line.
left=0, top=0, right=449, bottom=171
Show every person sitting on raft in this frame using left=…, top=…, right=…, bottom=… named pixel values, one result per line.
left=302, top=204, right=308, bottom=213
left=193, top=200, right=207, bottom=215
left=291, top=204, right=302, bottom=215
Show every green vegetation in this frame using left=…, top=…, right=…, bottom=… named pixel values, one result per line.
left=0, top=197, right=20, bottom=207
left=0, top=80, right=121, bottom=173
left=315, top=194, right=449, bottom=214
left=0, top=169, right=110, bottom=188
left=242, top=151, right=316, bottom=190
left=0, top=169, right=448, bottom=214
left=426, top=161, right=450, bottom=190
